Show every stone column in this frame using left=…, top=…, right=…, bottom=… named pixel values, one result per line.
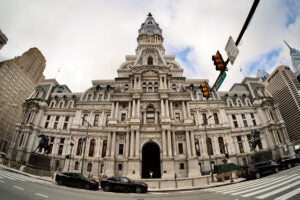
left=100, top=110, right=105, bottom=126
left=111, top=132, right=116, bottom=157
left=182, top=101, right=187, bottom=119
left=115, top=102, right=119, bottom=119
left=135, top=130, right=140, bottom=158
left=137, top=100, right=140, bottom=117
left=186, top=102, right=191, bottom=118
left=130, top=130, right=134, bottom=157
left=172, top=131, right=177, bottom=156
left=170, top=101, right=173, bottom=118
left=125, top=132, right=130, bottom=158
left=167, top=130, right=172, bottom=157
left=132, top=100, right=136, bottom=117
left=185, top=130, right=191, bottom=156
left=190, top=131, right=196, bottom=156
left=166, top=100, right=169, bottom=118
left=111, top=102, right=115, bottom=119
left=161, top=100, right=164, bottom=117
left=128, top=102, right=132, bottom=118
left=162, top=130, right=167, bottom=156
left=106, top=132, right=111, bottom=157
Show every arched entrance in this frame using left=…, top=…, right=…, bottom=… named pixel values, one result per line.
left=142, top=142, right=161, bottom=178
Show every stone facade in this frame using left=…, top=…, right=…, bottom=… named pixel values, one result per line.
left=8, top=14, right=292, bottom=179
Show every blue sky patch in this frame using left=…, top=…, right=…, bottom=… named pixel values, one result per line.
left=246, top=49, right=281, bottom=75
left=284, top=0, right=299, bottom=27
left=173, top=47, right=196, bottom=73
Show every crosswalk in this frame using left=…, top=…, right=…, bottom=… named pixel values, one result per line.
left=0, top=169, right=49, bottom=184
left=204, top=170, right=300, bottom=200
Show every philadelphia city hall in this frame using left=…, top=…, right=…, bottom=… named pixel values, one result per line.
left=8, top=13, right=292, bottom=180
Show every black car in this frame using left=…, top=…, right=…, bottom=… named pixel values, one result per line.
left=276, top=155, right=300, bottom=170
left=55, top=172, right=99, bottom=190
left=101, top=177, right=148, bottom=193
left=245, top=160, right=279, bottom=179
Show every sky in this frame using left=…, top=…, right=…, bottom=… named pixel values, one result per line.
left=0, top=0, right=299, bottom=92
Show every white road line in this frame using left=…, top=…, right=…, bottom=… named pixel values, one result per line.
left=241, top=175, right=300, bottom=197
left=274, top=187, right=300, bottom=200
left=256, top=180, right=300, bottom=199
left=0, top=174, right=15, bottom=180
left=13, top=186, right=24, bottom=190
left=0, top=180, right=4, bottom=183
left=231, top=174, right=299, bottom=195
left=35, top=193, right=48, bottom=198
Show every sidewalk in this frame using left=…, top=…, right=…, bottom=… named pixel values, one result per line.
left=0, top=164, right=246, bottom=192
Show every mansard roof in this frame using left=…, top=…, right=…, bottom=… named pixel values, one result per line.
left=138, top=13, right=162, bottom=36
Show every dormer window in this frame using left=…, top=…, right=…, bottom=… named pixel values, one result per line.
left=148, top=57, right=153, bottom=65
left=148, top=21, right=152, bottom=24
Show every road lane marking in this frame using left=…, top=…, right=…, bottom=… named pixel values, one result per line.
left=241, top=175, right=300, bottom=197
left=13, top=186, right=24, bottom=190
left=256, top=180, right=300, bottom=199
left=35, top=193, right=48, bottom=198
left=274, top=187, right=300, bottom=200
left=0, top=180, right=4, bottom=183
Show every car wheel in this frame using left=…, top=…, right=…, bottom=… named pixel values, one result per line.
left=274, top=167, right=279, bottom=173
left=255, top=172, right=261, bottom=179
left=57, top=180, right=63, bottom=185
left=103, top=185, right=111, bottom=192
left=287, top=163, right=292, bottom=169
left=135, top=187, right=142, bottom=193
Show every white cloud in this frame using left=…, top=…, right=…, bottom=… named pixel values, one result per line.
left=0, top=0, right=299, bottom=92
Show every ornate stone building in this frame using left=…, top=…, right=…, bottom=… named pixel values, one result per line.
left=8, top=14, right=292, bottom=179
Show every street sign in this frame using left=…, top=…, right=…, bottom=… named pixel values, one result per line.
left=225, top=36, right=239, bottom=65
left=215, top=71, right=227, bottom=91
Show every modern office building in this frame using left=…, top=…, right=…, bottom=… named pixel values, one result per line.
left=8, top=14, right=291, bottom=180
left=0, top=30, right=8, bottom=50
left=284, top=41, right=300, bottom=81
left=264, top=65, right=300, bottom=143
left=0, top=47, right=45, bottom=154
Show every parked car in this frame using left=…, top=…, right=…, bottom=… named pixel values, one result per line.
left=101, top=177, right=148, bottom=193
left=245, top=160, right=279, bottom=179
left=55, top=172, right=99, bottom=190
left=276, top=155, right=300, bottom=170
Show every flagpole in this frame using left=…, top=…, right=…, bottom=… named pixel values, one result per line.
left=81, top=117, right=91, bottom=175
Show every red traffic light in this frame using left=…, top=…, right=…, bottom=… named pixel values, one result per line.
left=212, top=51, right=225, bottom=71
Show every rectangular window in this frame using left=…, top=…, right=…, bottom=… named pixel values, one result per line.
left=180, top=163, right=185, bottom=170
left=251, top=113, right=257, bottom=126
left=202, top=113, right=207, bottom=125
left=44, top=115, right=51, bottom=128
left=237, top=136, right=244, bottom=153
left=53, top=116, right=59, bottom=129
left=213, top=113, right=219, bottom=124
left=58, top=145, right=63, bottom=155
left=119, top=144, right=124, bottom=155
left=232, top=114, right=238, bottom=128
left=242, top=114, right=248, bottom=127
left=178, top=143, right=184, bottom=154
left=82, top=114, right=88, bottom=126
left=121, top=113, right=126, bottom=122
left=94, top=114, right=99, bottom=126
left=175, top=113, right=180, bottom=121
left=63, top=116, right=69, bottom=130
left=118, top=164, right=123, bottom=171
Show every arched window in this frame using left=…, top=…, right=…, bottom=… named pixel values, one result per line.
left=88, top=139, right=96, bottom=157
left=154, top=82, right=159, bottom=92
left=206, top=138, right=213, bottom=155
left=102, top=140, right=107, bottom=158
left=171, top=84, right=177, bottom=91
left=74, top=161, right=79, bottom=170
left=148, top=82, right=153, bottom=92
left=76, top=138, right=83, bottom=155
left=146, top=105, right=155, bottom=123
left=87, top=163, right=92, bottom=172
left=148, top=57, right=153, bottom=65
left=218, top=137, right=225, bottom=154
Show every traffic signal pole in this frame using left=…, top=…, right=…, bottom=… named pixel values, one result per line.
left=211, top=0, right=260, bottom=91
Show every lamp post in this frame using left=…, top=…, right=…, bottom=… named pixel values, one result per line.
left=67, top=143, right=74, bottom=172
left=202, top=115, right=214, bottom=182
left=81, top=117, right=91, bottom=175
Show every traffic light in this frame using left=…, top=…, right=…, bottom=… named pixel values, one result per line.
left=200, top=82, right=210, bottom=98
left=212, top=51, right=225, bottom=71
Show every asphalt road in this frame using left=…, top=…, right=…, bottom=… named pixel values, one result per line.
left=0, top=165, right=300, bottom=200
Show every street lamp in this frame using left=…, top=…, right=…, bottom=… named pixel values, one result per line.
left=202, top=114, right=214, bottom=182
left=81, top=117, right=91, bottom=175
left=67, top=142, right=74, bottom=172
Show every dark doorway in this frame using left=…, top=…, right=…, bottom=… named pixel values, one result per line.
left=142, top=142, right=161, bottom=178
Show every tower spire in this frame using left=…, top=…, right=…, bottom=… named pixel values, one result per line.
left=284, top=40, right=292, bottom=50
